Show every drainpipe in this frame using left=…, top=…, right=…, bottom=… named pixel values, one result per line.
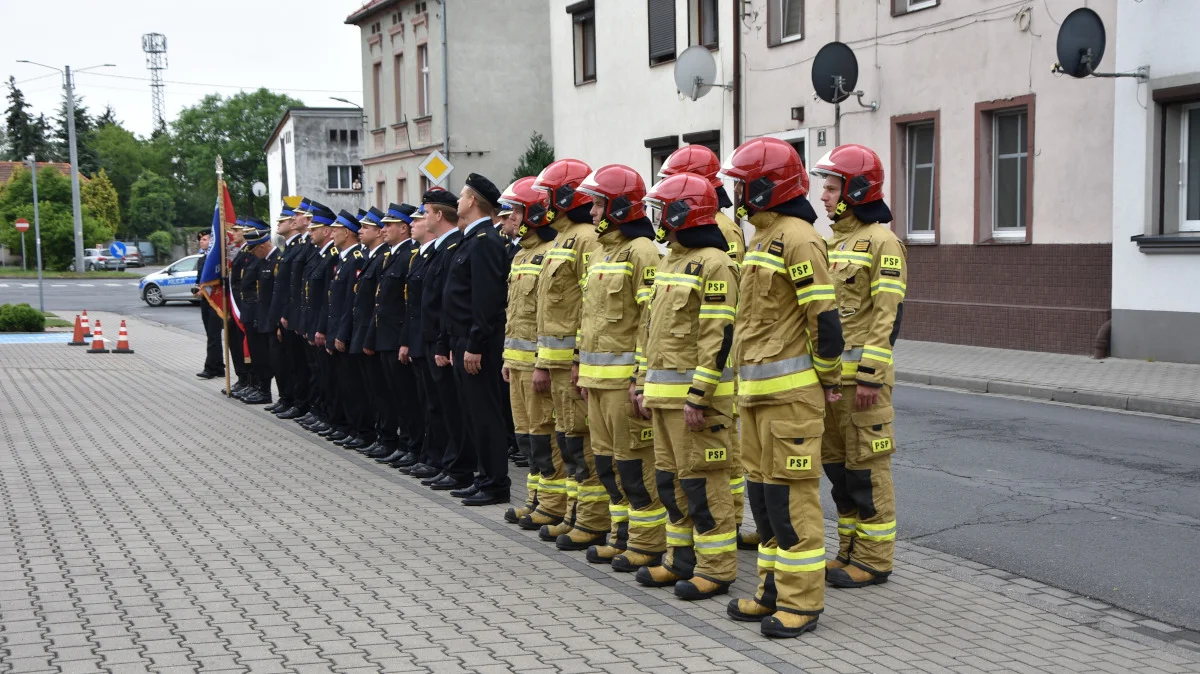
left=440, top=0, right=449, bottom=159
left=732, top=0, right=741, bottom=146
left=833, top=0, right=841, bottom=146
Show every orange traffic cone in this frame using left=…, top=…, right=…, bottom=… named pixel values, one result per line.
left=113, top=320, right=135, bottom=354
left=69, top=314, right=88, bottom=346
left=80, top=310, right=92, bottom=339
left=87, top=320, right=110, bottom=354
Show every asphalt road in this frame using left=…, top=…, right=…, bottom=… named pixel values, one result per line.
left=3, top=281, right=1199, bottom=629
left=0, top=274, right=205, bottom=335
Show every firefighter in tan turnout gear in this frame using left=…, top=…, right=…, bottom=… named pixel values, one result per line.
left=573, top=164, right=665, bottom=569
left=811, top=144, right=906, bottom=590
left=500, top=177, right=563, bottom=526
left=530, top=159, right=608, bottom=549
left=634, top=173, right=740, bottom=602
left=720, top=137, right=846, bottom=639
left=658, top=145, right=758, bottom=552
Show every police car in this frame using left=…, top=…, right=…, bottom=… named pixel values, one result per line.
left=139, top=254, right=202, bottom=307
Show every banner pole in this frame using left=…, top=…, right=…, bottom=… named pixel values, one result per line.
left=216, top=157, right=231, bottom=397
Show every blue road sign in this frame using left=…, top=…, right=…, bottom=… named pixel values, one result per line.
left=109, top=241, right=127, bottom=258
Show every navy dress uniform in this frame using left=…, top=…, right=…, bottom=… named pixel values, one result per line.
left=326, top=210, right=368, bottom=446
left=368, top=203, right=424, bottom=467
left=299, top=206, right=341, bottom=435
left=399, top=219, right=445, bottom=479
left=249, top=227, right=280, bottom=405
left=238, top=217, right=271, bottom=404
left=227, top=217, right=254, bottom=393
left=417, top=191, right=470, bottom=490
left=442, top=173, right=512, bottom=506
left=267, top=214, right=310, bottom=418
left=349, top=207, right=392, bottom=455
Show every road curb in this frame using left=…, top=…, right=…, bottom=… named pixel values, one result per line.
left=898, top=370, right=1200, bottom=420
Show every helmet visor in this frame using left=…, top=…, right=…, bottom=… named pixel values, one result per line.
left=644, top=198, right=665, bottom=229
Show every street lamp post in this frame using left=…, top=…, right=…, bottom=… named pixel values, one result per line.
left=27, top=156, right=45, bottom=313
left=15, top=60, right=114, bottom=275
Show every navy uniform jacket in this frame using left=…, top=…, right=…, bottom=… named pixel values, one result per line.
left=367, top=239, right=417, bottom=353
left=229, top=245, right=252, bottom=307
left=349, top=245, right=388, bottom=355
left=400, top=243, right=432, bottom=359
left=267, top=234, right=306, bottom=328
left=442, top=220, right=509, bottom=353
left=286, top=236, right=314, bottom=331
left=231, top=245, right=259, bottom=328
left=420, top=230, right=464, bottom=358
left=328, top=244, right=366, bottom=347
left=254, top=248, right=281, bottom=333
left=302, top=242, right=339, bottom=342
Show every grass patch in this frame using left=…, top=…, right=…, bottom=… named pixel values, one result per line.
left=43, top=312, right=74, bottom=329
left=0, top=268, right=143, bottom=279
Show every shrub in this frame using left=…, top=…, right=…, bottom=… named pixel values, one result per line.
left=0, top=303, right=46, bottom=332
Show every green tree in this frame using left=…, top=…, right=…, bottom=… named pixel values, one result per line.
left=81, top=168, right=120, bottom=235
left=0, top=166, right=112, bottom=270
left=510, top=132, right=555, bottom=183
left=170, top=89, right=302, bottom=221
left=127, top=170, right=175, bottom=238
left=53, top=93, right=98, bottom=173
left=93, top=122, right=147, bottom=215
left=3, top=77, right=51, bottom=161
left=147, top=230, right=174, bottom=261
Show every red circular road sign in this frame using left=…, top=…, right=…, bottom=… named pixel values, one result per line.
left=14, top=218, right=29, bottom=232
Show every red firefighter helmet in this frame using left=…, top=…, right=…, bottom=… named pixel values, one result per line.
left=658, top=144, right=723, bottom=189
left=532, top=158, right=593, bottom=213
left=643, top=173, right=718, bottom=241
left=498, top=177, right=548, bottom=233
left=810, top=144, right=885, bottom=206
left=719, top=137, right=810, bottom=216
left=577, top=164, right=646, bottom=232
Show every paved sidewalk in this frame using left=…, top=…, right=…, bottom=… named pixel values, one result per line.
left=895, top=340, right=1200, bottom=419
left=1, top=314, right=1198, bottom=673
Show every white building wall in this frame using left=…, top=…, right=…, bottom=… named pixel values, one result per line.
left=1109, top=0, right=1200, bottom=362
left=265, top=116, right=296, bottom=238
left=549, top=0, right=734, bottom=187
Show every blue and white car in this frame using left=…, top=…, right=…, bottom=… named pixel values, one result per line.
left=140, top=254, right=202, bottom=307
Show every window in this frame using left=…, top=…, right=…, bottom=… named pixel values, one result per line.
left=376, top=180, right=386, bottom=209
left=905, top=122, right=936, bottom=239
left=893, top=0, right=939, bottom=16
left=394, top=55, right=404, bottom=123
left=768, top=0, right=803, bottom=46
left=329, top=129, right=338, bottom=142
left=340, top=129, right=348, bottom=143
left=569, top=2, right=597, bottom=84
left=397, top=178, right=407, bottom=204
left=372, top=62, right=383, bottom=128
left=993, top=111, right=1028, bottom=233
left=370, top=21, right=381, bottom=34
left=420, top=175, right=430, bottom=195
left=682, top=130, right=721, bottom=160
left=350, top=129, right=358, bottom=144
left=645, top=135, right=679, bottom=184
left=689, top=0, right=719, bottom=50
left=417, top=45, right=430, bottom=117
left=974, top=96, right=1034, bottom=243
left=1179, top=104, right=1200, bottom=232
left=648, top=0, right=676, bottom=66
left=328, top=165, right=364, bottom=191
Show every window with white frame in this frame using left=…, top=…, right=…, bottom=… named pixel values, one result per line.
left=893, top=0, right=939, bottom=15
left=417, top=45, right=430, bottom=117
left=769, top=0, right=803, bottom=46
left=992, top=110, right=1028, bottom=235
left=1180, top=103, right=1200, bottom=232
left=328, top=166, right=363, bottom=191
left=906, top=122, right=936, bottom=239
left=689, top=0, right=718, bottom=50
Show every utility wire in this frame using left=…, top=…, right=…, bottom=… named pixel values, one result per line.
left=75, top=70, right=359, bottom=94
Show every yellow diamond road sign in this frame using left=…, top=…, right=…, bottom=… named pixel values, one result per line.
left=419, top=150, right=453, bottom=186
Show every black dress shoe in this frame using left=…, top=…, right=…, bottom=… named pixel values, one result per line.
left=450, top=484, right=480, bottom=498
left=231, top=382, right=247, bottom=394
left=462, top=491, right=509, bottom=507
left=265, top=401, right=285, bottom=413
left=296, top=413, right=316, bottom=424
left=277, top=407, right=306, bottom=420
left=334, top=434, right=358, bottom=447
left=196, top=371, right=219, bottom=379
left=242, top=391, right=269, bottom=405
left=409, top=464, right=441, bottom=479
left=317, top=426, right=339, bottom=437
left=430, top=476, right=472, bottom=491
left=327, top=431, right=349, bottom=443
left=365, top=445, right=393, bottom=458
left=305, top=420, right=329, bottom=431
left=393, top=453, right=420, bottom=468
left=420, top=471, right=447, bottom=486
left=345, top=437, right=372, bottom=450
left=273, top=406, right=296, bottom=418
left=376, top=450, right=406, bottom=464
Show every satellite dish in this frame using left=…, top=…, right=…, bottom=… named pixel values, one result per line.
left=1056, top=7, right=1106, bottom=78
left=812, top=42, right=859, bottom=104
left=674, top=45, right=718, bottom=101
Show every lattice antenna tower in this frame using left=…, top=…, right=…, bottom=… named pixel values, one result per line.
left=141, top=33, right=168, bottom=130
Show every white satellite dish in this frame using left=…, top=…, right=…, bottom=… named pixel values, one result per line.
left=674, top=45, right=718, bottom=101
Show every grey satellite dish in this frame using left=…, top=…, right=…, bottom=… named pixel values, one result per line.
left=674, top=45, right=718, bottom=101
left=812, top=42, right=858, bottom=104
left=1056, top=7, right=1105, bottom=78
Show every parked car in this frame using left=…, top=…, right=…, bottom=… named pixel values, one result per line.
left=139, top=254, right=202, bottom=307
left=119, top=242, right=143, bottom=267
left=68, top=247, right=127, bottom=272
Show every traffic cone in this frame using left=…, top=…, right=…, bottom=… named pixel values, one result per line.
left=68, top=314, right=88, bottom=346
left=87, top=320, right=110, bottom=354
left=113, top=320, right=135, bottom=354
left=80, top=310, right=92, bottom=339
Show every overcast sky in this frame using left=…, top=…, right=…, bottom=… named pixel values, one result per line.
left=2, top=0, right=367, bottom=139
